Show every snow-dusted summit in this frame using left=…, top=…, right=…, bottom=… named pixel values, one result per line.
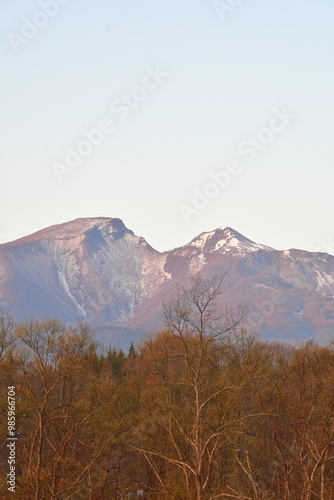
left=189, top=226, right=273, bottom=254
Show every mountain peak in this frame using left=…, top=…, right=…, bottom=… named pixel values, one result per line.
left=6, top=217, right=134, bottom=246
left=189, top=226, right=273, bottom=254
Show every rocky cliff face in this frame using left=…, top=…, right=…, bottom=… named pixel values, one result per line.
left=1, top=218, right=334, bottom=346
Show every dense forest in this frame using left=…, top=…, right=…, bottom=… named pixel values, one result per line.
left=0, top=277, right=334, bottom=499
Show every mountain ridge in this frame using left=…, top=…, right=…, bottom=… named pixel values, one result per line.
left=1, top=217, right=334, bottom=347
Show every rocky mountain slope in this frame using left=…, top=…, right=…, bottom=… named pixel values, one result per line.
left=1, top=218, right=334, bottom=347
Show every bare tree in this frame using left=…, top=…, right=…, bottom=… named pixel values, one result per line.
left=14, top=320, right=125, bottom=500
left=0, top=308, right=15, bottom=360
left=133, top=275, right=266, bottom=499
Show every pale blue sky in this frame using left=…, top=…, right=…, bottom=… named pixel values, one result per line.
left=1, top=0, right=334, bottom=253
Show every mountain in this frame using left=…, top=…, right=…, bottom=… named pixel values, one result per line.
left=1, top=218, right=334, bottom=347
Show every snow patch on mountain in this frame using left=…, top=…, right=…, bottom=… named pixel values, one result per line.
left=316, top=270, right=334, bottom=292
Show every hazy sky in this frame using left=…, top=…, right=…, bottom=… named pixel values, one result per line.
left=1, top=0, right=334, bottom=254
